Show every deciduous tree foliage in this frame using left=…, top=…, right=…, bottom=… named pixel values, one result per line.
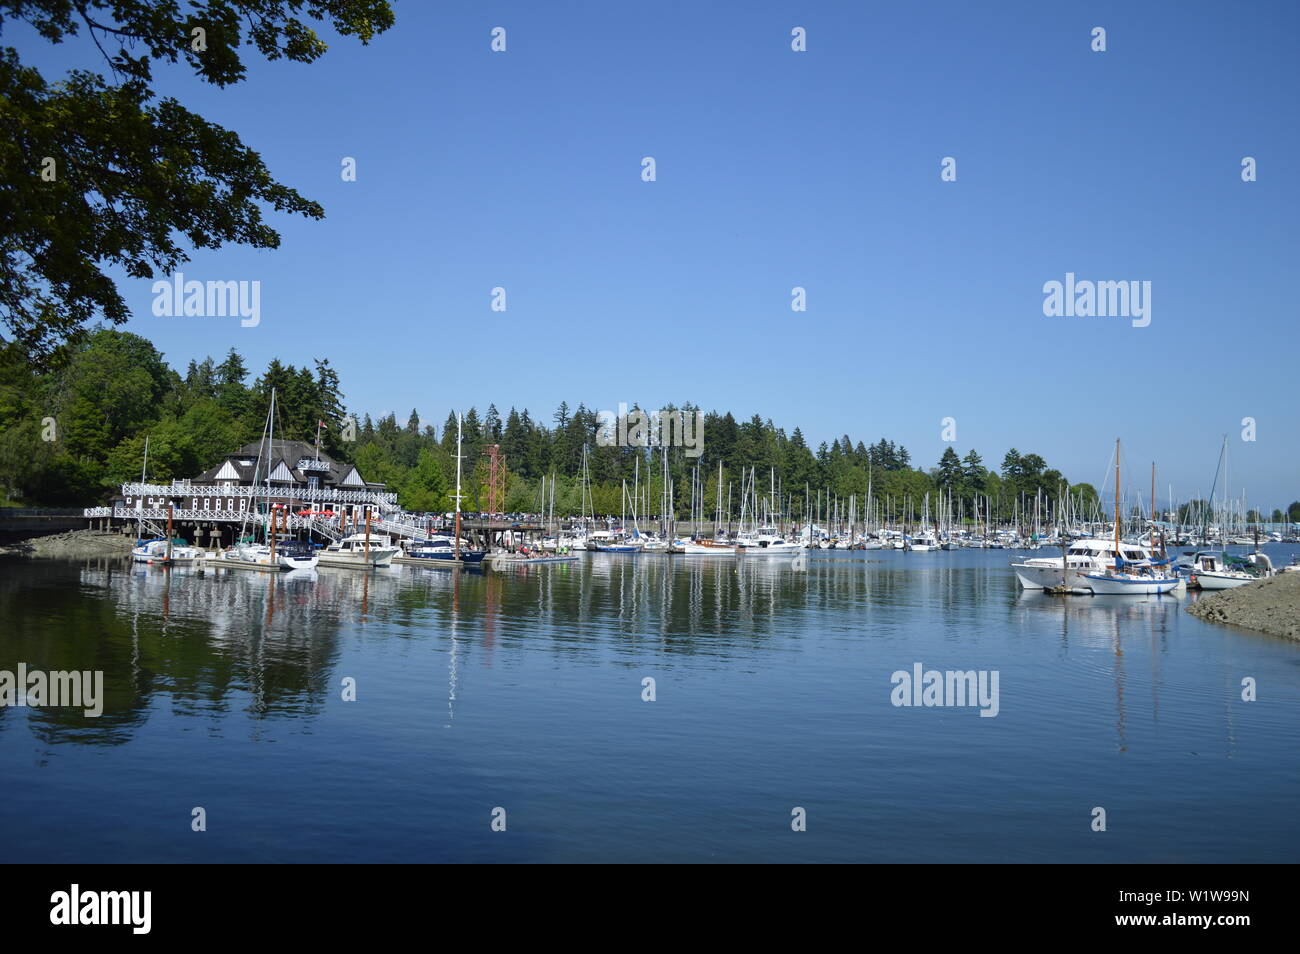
left=0, top=0, right=395, bottom=356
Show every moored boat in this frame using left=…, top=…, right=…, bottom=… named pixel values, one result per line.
left=1187, top=550, right=1270, bottom=589
left=318, top=533, right=399, bottom=569
left=737, top=526, right=801, bottom=556
left=1083, top=570, right=1182, bottom=595
left=403, top=536, right=487, bottom=565
left=1011, top=538, right=1156, bottom=593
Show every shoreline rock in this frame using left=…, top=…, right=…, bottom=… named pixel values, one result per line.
left=1187, top=571, right=1300, bottom=641
left=0, top=529, right=136, bottom=560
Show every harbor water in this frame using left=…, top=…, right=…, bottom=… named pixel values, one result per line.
left=1, top=547, right=1298, bottom=863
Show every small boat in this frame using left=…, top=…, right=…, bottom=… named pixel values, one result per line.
left=275, top=539, right=320, bottom=570
left=737, top=527, right=802, bottom=556
left=318, top=533, right=399, bottom=569
left=671, top=538, right=739, bottom=556
left=908, top=530, right=939, bottom=552
left=587, top=529, right=643, bottom=552
left=132, top=537, right=203, bottom=565
left=486, top=550, right=579, bottom=566
left=218, top=542, right=289, bottom=572
left=1187, top=551, right=1267, bottom=589
left=405, top=536, right=487, bottom=565
left=218, top=536, right=316, bottom=571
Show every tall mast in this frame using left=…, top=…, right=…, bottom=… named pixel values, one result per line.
left=138, top=434, right=150, bottom=541
left=453, top=412, right=463, bottom=560
left=264, top=387, right=276, bottom=540
left=1114, top=438, right=1121, bottom=554
left=1151, top=461, right=1157, bottom=551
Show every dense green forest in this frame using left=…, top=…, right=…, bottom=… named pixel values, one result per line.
left=3, top=329, right=1297, bottom=524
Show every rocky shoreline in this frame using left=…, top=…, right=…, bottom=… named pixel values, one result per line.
left=1187, top=571, right=1300, bottom=641
left=0, top=529, right=136, bottom=559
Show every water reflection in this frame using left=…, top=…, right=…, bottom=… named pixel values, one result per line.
left=2, top=548, right=1297, bottom=756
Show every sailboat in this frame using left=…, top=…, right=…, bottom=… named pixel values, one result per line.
left=589, top=476, right=645, bottom=552
left=1083, top=440, right=1181, bottom=595
left=1181, top=438, right=1271, bottom=589
left=219, top=389, right=320, bottom=572
left=128, top=436, right=204, bottom=564
left=673, top=461, right=738, bottom=555
left=735, top=469, right=800, bottom=556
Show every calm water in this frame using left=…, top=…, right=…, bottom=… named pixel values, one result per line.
left=2, top=547, right=1298, bottom=863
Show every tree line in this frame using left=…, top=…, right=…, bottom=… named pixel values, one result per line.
left=11, top=328, right=1299, bottom=525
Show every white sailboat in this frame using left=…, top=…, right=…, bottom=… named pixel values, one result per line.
left=1081, top=440, right=1180, bottom=595
left=218, top=389, right=320, bottom=572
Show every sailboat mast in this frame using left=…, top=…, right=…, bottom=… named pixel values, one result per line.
left=1114, top=438, right=1121, bottom=553
left=138, top=434, right=149, bottom=541
left=1151, top=461, right=1157, bottom=553
left=454, top=412, right=463, bottom=560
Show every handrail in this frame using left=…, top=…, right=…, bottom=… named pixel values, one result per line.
left=117, top=482, right=397, bottom=504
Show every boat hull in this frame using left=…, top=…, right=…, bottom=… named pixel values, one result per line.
left=317, top=548, right=398, bottom=569
left=1084, top=574, right=1181, bottom=595
left=1192, top=572, right=1253, bottom=590
left=738, top=545, right=802, bottom=556
left=217, top=552, right=287, bottom=572
left=671, top=542, right=739, bottom=556
left=405, top=550, right=488, bottom=564
left=1012, top=562, right=1094, bottom=593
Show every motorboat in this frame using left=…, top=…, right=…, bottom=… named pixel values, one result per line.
left=318, top=533, right=399, bottom=569
left=671, top=537, right=739, bottom=556
left=405, top=536, right=487, bottom=565
left=586, top=529, right=643, bottom=552
left=132, top=537, right=203, bottom=565
left=737, top=527, right=802, bottom=556
left=908, top=531, right=939, bottom=552
left=275, top=539, right=320, bottom=570
left=218, top=542, right=288, bottom=572
left=1187, top=551, right=1269, bottom=590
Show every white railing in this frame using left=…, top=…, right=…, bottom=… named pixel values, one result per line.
left=117, top=482, right=397, bottom=505
left=97, top=507, right=369, bottom=537
left=84, top=507, right=112, bottom=517
left=370, top=517, right=437, bottom=541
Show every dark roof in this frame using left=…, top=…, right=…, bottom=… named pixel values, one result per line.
left=193, top=439, right=379, bottom=491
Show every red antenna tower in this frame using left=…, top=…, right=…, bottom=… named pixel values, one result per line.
left=484, top=444, right=507, bottom=515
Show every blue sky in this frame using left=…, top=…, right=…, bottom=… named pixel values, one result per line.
left=14, top=1, right=1300, bottom=506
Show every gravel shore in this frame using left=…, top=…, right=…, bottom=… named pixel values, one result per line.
left=0, top=529, right=136, bottom=559
left=1187, top=571, right=1300, bottom=641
